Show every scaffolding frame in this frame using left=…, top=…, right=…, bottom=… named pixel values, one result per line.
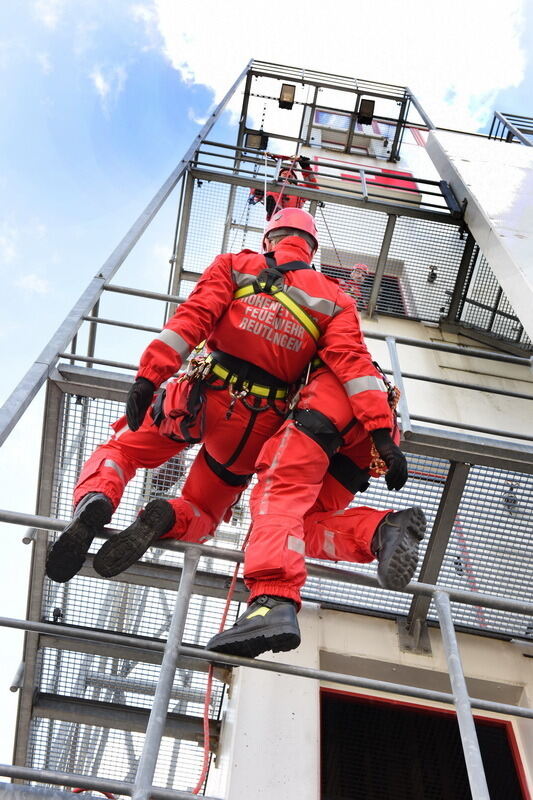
left=0, top=60, right=532, bottom=800
left=3, top=514, right=533, bottom=799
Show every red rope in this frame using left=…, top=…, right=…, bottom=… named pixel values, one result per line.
left=191, top=527, right=251, bottom=794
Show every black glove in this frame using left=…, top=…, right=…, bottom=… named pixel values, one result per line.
left=298, top=155, right=312, bottom=170
left=126, top=377, right=155, bottom=431
left=370, top=428, right=408, bottom=491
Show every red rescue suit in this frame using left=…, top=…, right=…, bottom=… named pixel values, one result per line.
left=249, top=163, right=318, bottom=220
left=73, top=237, right=393, bottom=588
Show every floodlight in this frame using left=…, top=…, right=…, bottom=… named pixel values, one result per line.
left=279, top=83, right=296, bottom=110
left=357, top=99, right=375, bottom=125
left=245, top=130, right=269, bottom=150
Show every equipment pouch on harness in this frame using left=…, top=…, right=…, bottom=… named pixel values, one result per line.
left=153, top=378, right=206, bottom=444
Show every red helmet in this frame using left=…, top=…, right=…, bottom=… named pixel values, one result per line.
left=351, top=263, right=369, bottom=283
left=263, top=208, right=319, bottom=253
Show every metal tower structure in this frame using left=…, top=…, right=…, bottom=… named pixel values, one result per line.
left=0, top=60, right=532, bottom=800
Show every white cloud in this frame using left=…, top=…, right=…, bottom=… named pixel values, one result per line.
left=0, top=226, right=18, bottom=264
left=36, top=51, right=52, bottom=74
left=89, top=64, right=128, bottom=109
left=90, top=66, right=110, bottom=99
left=153, top=0, right=526, bottom=132
left=187, top=107, right=208, bottom=125
left=32, top=0, right=65, bottom=30
left=15, top=273, right=50, bottom=294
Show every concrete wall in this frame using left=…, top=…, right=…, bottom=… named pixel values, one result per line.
left=207, top=604, right=533, bottom=798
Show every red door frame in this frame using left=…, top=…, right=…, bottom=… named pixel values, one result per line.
left=320, top=687, right=531, bottom=799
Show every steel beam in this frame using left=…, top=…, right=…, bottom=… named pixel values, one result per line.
left=167, top=170, right=195, bottom=319
left=13, top=380, right=64, bottom=770
left=5, top=510, right=533, bottom=614
left=2, top=611, right=533, bottom=721
left=32, top=694, right=219, bottom=747
left=405, top=462, right=471, bottom=645
left=401, top=424, right=533, bottom=473
left=0, top=766, right=222, bottom=800
left=0, top=782, right=105, bottom=800
left=190, top=167, right=460, bottom=225
left=84, top=671, right=206, bottom=704
left=445, top=232, right=476, bottom=323
left=79, top=555, right=249, bottom=602
left=366, top=214, right=397, bottom=316
left=434, top=591, right=490, bottom=799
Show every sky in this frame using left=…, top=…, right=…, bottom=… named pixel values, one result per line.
left=0, top=0, right=532, bottom=768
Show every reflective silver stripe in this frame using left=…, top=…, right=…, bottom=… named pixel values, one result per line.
left=190, top=504, right=201, bottom=518
left=104, top=459, right=125, bottom=484
left=114, top=420, right=130, bottom=440
left=287, top=534, right=305, bottom=555
left=285, top=285, right=339, bottom=318
left=323, top=530, right=336, bottom=559
left=344, top=376, right=387, bottom=395
left=232, top=269, right=258, bottom=288
left=157, top=329, right=191, bottom=360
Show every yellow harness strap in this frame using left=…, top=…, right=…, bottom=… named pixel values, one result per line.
left=209, top=359, right=288, bottom=399
left=234, top=282, right=321, bottom=343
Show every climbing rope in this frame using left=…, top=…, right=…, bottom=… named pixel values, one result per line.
left=191, top=524, right=252, bottom=794
left=318, top=204, right=343, bottom=268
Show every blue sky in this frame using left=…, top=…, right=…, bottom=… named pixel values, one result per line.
left=0, top=0, right=531, bottom=766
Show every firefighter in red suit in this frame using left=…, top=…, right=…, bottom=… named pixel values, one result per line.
left=46, top=208, right=425, bottom=658
left=249, top=155, right=319, bottom=220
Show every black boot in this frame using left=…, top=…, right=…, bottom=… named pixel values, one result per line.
left=206, top=595, right=301, bottom=659
left=46, top=493, right=114, bottom=583
left=93, top=498, right=175, bottom=578
left=372, top=506, right=426, bottom=591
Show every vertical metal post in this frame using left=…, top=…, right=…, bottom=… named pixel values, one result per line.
left=132, top=548, right=201, bottom=800
left=366, top=214, right=397, bottom=317
left=388, top=95, right=408, bottom=162
left=167, top=171, right=195, bottom=320
left=87, top=300, right=100, bottom=363
left=433, top=591, right=490, bottom=800
left=446, top=232, right=476, bottom=323
left=385, top=336, right=411, bottom=434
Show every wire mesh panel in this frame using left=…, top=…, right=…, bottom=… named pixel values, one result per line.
left=459, top=250, right=532, bottom=350
left=185, top=176, right=470, bottom=327
left=27, top=716, right=209, bottom=795
left=432, top=463, right=533, bottom=637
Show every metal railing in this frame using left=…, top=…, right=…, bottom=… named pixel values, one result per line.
left=2, top=510, right=533, bottom=800
left=194, top=141, right=463, bottom=219
left=488, top=112, right=533, bottom=147
left=43, top=278, right=533, bottom=447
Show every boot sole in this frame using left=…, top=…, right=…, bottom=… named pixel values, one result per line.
left=46, top=503, right=111, bottom=583
left=93, top=517, right=158, bottom=578
left=93, top=500, right=175, bottom=578
left=207, top=624, right=301, bottom=659
left=378, top=507, right=426, bottom=591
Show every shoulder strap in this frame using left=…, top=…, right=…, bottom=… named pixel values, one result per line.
left=263, top=254, right=313, bottom=274
left=233, top=255, right=321, bottom=342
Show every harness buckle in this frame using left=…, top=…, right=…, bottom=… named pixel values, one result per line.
left=225, top=382, right=251, bottom=420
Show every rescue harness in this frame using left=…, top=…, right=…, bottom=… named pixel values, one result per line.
left=233, top=254, right=321, bottom=343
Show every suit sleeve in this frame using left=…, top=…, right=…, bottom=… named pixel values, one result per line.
left=137, top=254, right=235, bottom=386
left=318, top=298, right=393, bottom=433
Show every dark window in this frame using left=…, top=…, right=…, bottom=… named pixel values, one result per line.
left=321, top=691, right=526, bottom=800
left=321, top=263, right=406, bottom=315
